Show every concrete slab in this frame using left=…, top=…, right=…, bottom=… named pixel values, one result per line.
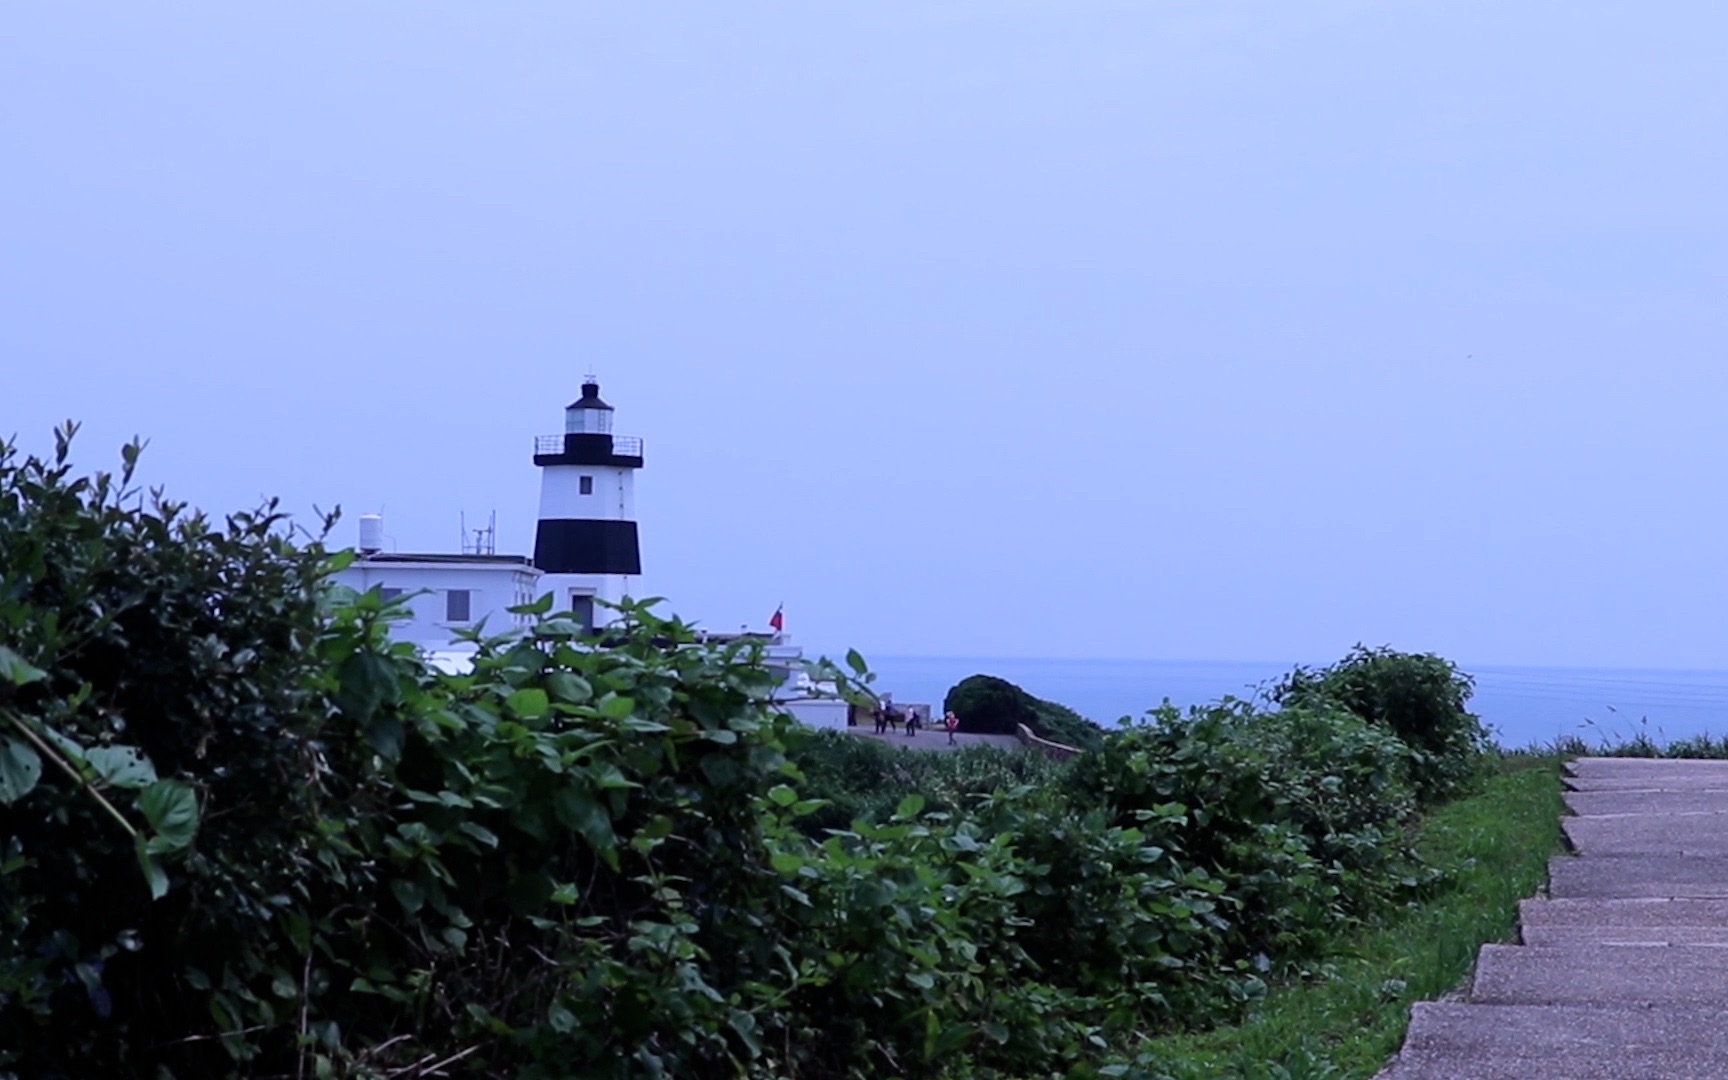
left=1566, top=789, right=1728, bottom=815
left=1380, top=1002, right=1728, bottom=1080
left=1520, top=898, right=1728, bottom=946
left=1566, top=759, right=1728, bottom=793
left=1564, top=813, right=1728, bottom=856
left=1568, top=758, right=1728, bottom=776
left=1549, top=855, right=1728, bottom=899
left=1568, top=775, right=1728, bottom=791
left=1472, top=943, right=1728, bottom=1006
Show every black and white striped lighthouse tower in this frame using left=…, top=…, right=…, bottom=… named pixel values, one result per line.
left=531, top=378, right=643, bottom=628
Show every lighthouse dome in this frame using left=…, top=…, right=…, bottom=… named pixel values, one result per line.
left=565, top=380, right=614, bottom=434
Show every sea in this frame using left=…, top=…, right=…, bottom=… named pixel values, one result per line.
left=846, top=656, right=1728, bottom=751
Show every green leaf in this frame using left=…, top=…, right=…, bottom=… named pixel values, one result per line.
left=592, top=763, right=639, bottom=791
left=391, top=878, right=425, bottom=915
left=845, top=648, right=868, bottom=676
left=545, top=672, right=592, bottom=704
left=767, top=784, right=798, bottom=807
left=547, top=1004, right=577, bottom=1034
left=0, top=736, right=42, bottom=804
left=894, top=793, right=926, bottom=821
left=555, top=788, right=616, bottom=856
left=458, top=821, right=499, bottom=848
left=85, top=745, right=157, bottom=790
left=363, top=713, right=405, bottom=761
left=0, top=646, right=46, bottom=687
left=597, top=694, right=635, bottom=720
left=728, top=1010, right=763, bottom=1057
left=511, top=592, right=556, bottom=616
left=336, top=650, right=399, bottom=725
left=506, top=688, right=550, bottom=720
left=138, top=780, right=199, bottom=852
left=134, top=837, right=169, bottom=900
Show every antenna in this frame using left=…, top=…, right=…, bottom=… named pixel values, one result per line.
left=459, top=511, right=498, bottom=556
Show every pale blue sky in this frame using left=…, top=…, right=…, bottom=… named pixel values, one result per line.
left=5, top=3, right=1726, bottom=667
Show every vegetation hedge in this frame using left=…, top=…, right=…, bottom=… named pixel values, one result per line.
left=943, top=673, right=1105, bottom=751
left=1270, top=645, right=1489, bottom=803
left=0, top=429, right=1485, bottom=1079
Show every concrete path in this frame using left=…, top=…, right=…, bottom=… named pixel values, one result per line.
left=1380, top=758, right=1728, bottom=1079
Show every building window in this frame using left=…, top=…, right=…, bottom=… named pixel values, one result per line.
left=446, top=589, right=472, bottom=623
left=579, top=475, right=594, bottom=495
left=379, top=587, right=404, bottom=604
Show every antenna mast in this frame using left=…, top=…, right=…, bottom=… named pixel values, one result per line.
left=460, top=511, right=497, bottom=556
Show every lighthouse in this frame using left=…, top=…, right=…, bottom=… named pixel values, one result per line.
left=531, top=378, right=643, bottom=629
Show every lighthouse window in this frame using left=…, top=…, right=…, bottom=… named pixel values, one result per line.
left=579, top=475, right=594, bottom=495
left=445, top=589, right=472, bottom=623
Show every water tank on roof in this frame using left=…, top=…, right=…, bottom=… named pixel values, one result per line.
left=359, top=514, right=385, bottom=554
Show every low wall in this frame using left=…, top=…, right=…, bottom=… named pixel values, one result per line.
left=1015, top=723, right=1082, bottom=762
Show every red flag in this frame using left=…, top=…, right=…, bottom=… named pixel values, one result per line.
left=769, top=605, right=784, bottom=632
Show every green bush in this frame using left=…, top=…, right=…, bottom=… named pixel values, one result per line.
left=0, top=429, right=1469, bottom=1079
left=0, top=426, right=355, bottom=1077
left=1065, top=699, right=1422, bottom=967
left=943, top=673, right=1104, bottom=751
left=1269, top=645, right=1489, bottom=803
left=787, top=728, right=1066, bottom=832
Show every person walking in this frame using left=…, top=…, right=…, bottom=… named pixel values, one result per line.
left=905, top=708, right=918, bottom=737
left=944, top=710, right=960, bottom=746
left=874, top=703, right=888, bottom=735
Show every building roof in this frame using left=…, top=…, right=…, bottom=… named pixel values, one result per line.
left=354, top=552, right=538, bottom=568
left=566, top=380, right=613, bottom=411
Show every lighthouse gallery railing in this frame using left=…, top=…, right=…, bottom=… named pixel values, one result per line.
left=535, top=434, right=644, bottom=457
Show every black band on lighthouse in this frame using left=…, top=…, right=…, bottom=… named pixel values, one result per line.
left=533, top=520, right=642, bottom=575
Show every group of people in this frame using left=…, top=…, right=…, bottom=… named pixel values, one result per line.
left=872, top=697, right=962, bottom=745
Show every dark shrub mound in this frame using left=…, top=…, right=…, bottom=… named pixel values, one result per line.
left=943, top=673, right=1104, bottom=750
left=1270, top=644, right=1490, bottom=803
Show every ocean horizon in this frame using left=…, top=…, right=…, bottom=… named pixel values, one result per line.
left=832, top=654, right=1728, bottom=751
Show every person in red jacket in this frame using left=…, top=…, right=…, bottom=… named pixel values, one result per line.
left=943, top=711, right=960, bottom=746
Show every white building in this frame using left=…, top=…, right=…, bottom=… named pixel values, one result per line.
left=332, top=512, right=544, bottom=650
left=339, top=549, right=542, bottom=639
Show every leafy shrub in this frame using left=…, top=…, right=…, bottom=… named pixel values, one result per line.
left=0, top=426, right=353, bottom=1077
left=1270, top=645, right=1489, bottom=803
left=787, top=728, right=1065, bottom=832
left=0, top=430, right=1128, bottom=1077
left=944, top=673, right=1104, bottom=751
left=1065, top=699, right=1422, bottom=968
left=0, top=428, right=1466, bottom=1079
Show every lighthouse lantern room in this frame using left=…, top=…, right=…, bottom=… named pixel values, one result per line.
left=532, top=378, right=644, bottom=628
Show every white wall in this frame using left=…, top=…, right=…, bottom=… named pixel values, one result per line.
left=782, top=698, right=851, bottom=731
left=333, top=560, right=541, bottom=645
left=537, top=571, right=633, bottom=625
left=536, top=465, right=635, bottom=522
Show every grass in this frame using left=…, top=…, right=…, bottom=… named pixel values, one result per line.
left=1141, top=754, right=1566, bottom=1080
